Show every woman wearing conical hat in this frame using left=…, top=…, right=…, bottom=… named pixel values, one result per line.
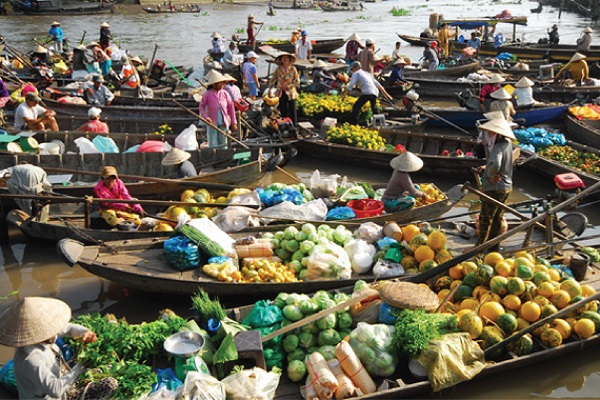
left=162, top=147, right=197, bottom=178
left=512, top=76, right=539, bottom=109
left=576, top=26, right=593, bottom=52
left=200, top=71, right=237, bottom=148
left=489, top=87, right=516, bottom=122
left=311, top=59, right=336, bottom=93
left=479, top=73, right=505, bottom=112
left=381, top=151, right=427, bottom=212
left=345, top=32, right=364, bottom=62
left=554, top=52, right=589, bottom=84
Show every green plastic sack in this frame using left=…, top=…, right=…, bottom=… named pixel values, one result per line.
left=242, top=300, right=283, bottom=328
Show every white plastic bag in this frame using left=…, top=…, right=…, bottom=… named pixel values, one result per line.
left=258, top=199, right=328, bottom=222
left=222, top=367, right=280, bottom=400
left=212, top=206, right=261, bottom=233
left=372, top=259, right=405, bottom=278
left=344, top=238, right=376, bottom=274
left=307, top=241, right=351, bottom=280
left=309, top=169, right=339, bottom=198
left=355, top=222, right=383, bottom=244
left=175, top=123, right=199, bottom=151
left=74, top=137, right=100, bottom=154
left=178, top=371, right=225, bottom=400
left=187, top=217, right=236, bottom=258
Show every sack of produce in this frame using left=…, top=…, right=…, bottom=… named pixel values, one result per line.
left=335, top=340, right=376, bottom=395
left=242, top=300, right=283, bottom=328
left=355, top=222, right=383, bottom=244
left=344, top=239, right=376, bottom=274
left=306, top=241, right=351, bottom=280
left=164, top=235, right=201, bottom=271
left=309, top=169, right=339, bottom=198
left=179, top=370, right=225, bottom=400
left=349, top=288, right=382, bottom=324
left=349, top=322, right=398, bottom=377
left=327, top=358, right=356, bottom=399
left=185, top=218, right=236, bottom=258
left=222, top=367, right=280, bottom=400
left=306, top=352, right=338, bottom=398
left=326, top=206, right=356, bottom=221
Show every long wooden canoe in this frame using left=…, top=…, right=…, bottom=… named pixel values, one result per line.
left=294, top=132, right=482, bottom=177
left=142, top=7, right=200, bottom=13
left=402, top=60, right=481, bottom=78
left=319, top=3, right=364, bottom=11
left=564, top=112, right=600, bottom=144
left=237, top=38, right=345, bottom=55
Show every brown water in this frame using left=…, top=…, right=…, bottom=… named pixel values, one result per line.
left=2, top=1, right=600, bottom=397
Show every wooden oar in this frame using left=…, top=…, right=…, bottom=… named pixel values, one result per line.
left=408, top=180, right=600, bottom=284
left=484, top=291, right=600, bottom=358
left=41, top=166, right=244, bottom=192
left=32, top=38, right=69, bottom=64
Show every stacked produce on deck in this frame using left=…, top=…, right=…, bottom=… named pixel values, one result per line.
left=297, top=93, right=378, bottom=124
left=326, top=123, right=387, bottom=150
left=538, top=146, right=600, bottom=175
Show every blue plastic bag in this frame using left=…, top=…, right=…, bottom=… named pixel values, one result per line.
left=326, top=206, right=356, bottom=220
left=0, top=360, right=17, bottom=395
left=531, top=137, right=553, bottom=150
left=519, top=143, right=536, bottom=153
left=548, top=133, right=566, bottom=145
left=151, top=368, right=183, bottom=392
left=164, top=235, right=201, bottom=271
left=377, top=236, right=398, bottom=251
left=378, top=302, right=399, bottom=325
left=92, top=135, right=119, bottom=153
left=514, top=129, right=534, bottom=144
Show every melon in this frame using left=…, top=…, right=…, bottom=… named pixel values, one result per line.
left=497, top=313, right=518, bottom=336
left=474, top=264, right=494, bottom=286
left=458, top=312, right=483, bottom=339
left=409, top=233, right=429, bottom=253
left=540, top=328, right=563, bottom=347
left=506, top=334, right=534, bottom=356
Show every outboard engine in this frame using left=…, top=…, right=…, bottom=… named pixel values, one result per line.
left=554, top=173, right=585, bottom=209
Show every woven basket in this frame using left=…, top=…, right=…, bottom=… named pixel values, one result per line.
left=378, top=281, right=439, bottom=311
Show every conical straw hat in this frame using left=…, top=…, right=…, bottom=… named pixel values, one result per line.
left=347, top=33, right=361, bottom=41
left=490, top=87, right=512, bottom=100
left=487, top=74, right=506, bottom=84
left=312, top=59, right=328, bottom=68
left=0, top=297, right=71, bottom=347
left=34, top=45, right=48, bottom=54
left=389, top=151, right=423, bottom=172
left=570, top=52, right=587, bottom=62
left=483, top=111, right=505, bottom=120
left=211, top=32, right=222, bottom=39
left=479, top=118, right=517, bottom=139
left=100, top=22, right=110, bottom=28
left=378, top=282, right=440, bottom=311
left=274, top=52, right=296, bottom=65
left=205, top=70, right=229, bottom=86
left=515, top=76, right=534, bottom=87
left=162, top=147, right=192, bottom=166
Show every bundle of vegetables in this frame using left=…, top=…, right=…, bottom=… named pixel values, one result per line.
left=176, top=189, right=230, bottom=219
left=348, top=322, right=398, bottom=377
left=268, top=290, right=354, bottom=383
left=296, top=93, right=377, bottom=124
left=581, top=247, right=600, bottom=262
left=538, top=145, right=600, bottom=175
left=153, top=123, right=173, bottom=135
left=327, top=123, right=387, bottom=151
left=178, top=224, right=226, bottom=258
left=69, top=310, right=187, bottom=399
left=391, top=309, right=457, bottom=359
left=263, top=224, right=355, bottom=280
left=191, top=288, right=227, bottom=328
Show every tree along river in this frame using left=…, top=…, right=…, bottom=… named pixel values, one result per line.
left=1, top=1, right=600, bottom=398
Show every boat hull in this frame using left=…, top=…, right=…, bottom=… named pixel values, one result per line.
left=237, top=38, right=345, bottom=54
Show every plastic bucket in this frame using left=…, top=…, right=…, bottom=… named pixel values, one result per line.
left=38, top=142, right=61, bottom=155
left=347, top=199, right=384, bottom=218
left=569, top=252, right=590, bottom=281
left=19, top=137, right=39, bottom=152
left=0, top=142, right=23, bottom=153
left=50, top=139, right=66, bottom=155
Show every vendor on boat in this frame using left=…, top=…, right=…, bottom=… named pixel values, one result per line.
left=388, top=57, right=411, bottom=87
left=94, top=166, right=145, bottom=228
left=290, top=28, right=301, bottom=45
left=489, top=87, right=516, bottom=122
left=1, top=163, right=51, bottom=219
left=381, top=151, right=427, bottom=212
left=162, top=147, right=197, bottom=178
left=0, top=297, right=118, bottom=400
left=437, top=23, right=455, bottom=60
left=120, top=58, right=141, bottom=89
left=78, top=107, right=109, bottom=133
left=576, top=27, right=593, bottom=52
left=223, top=42, right=240, bottom=69
left=479, top=73, right=505, bottom=112
left=344, top=61, right=392, bottom=125
left=246, top=15, right=264, bottom=47
left=14, top=92, right=59, bottom=132
left=48, top=21, right=64, bottom=53
left=99, top=22, right=112, bottom=51
left=223, top=73, right=242, bottom=102
left=548, top=24, right=559, bottom=44
left=344, top=33, right=364, bottom=63
left=199, top=71, right=237, bottom=148
left=85, top=74, right=114, bottom=106
left=554, top=52, right=589, bottom=85
left=311, top=59, right=336, bottom=93
left=512, top=76, right=539, bottom=109
left=269, top=52, right=300, bottom=125
left=210, top=32, right=226, bottom=54
left=358, top=38, right=377, bottom=74
left=30, top=45, right=49, bottom=66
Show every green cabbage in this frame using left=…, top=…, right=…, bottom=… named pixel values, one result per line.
left=287, top=348, right=305, bottom=363
left=318, top=329, right=341, bottom=347
left=282, top=304, right=304, bottom=322
left=283, top=334, right=299, bottom=353
left=300, top=240, right=315, bottom=255
left=288, top=260, right=303, bottom=273
left=295, top=231, right=308, bottom=242
left=291, top=250, right=304, bottom=263
left=286, top=240, right=300, bottom=253
left=299, top=299, right=319, bottom=315
left=298, top=332, right=316, bottom=349
left=316, top=314, right=337, bottom=330
left=337, top=312, right=353, bottom=330
left=287, top=360, right=307, bottom=383
left=318, top=345, right=337, bottom=361
left=283, top=226, right=299, bottom=241
left=353, top=280, right=369, bottom=292
left=302, top=223, right=317, bottom=235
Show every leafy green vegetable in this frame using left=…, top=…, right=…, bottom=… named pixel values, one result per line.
left=287, top=359, right=307, bottom=382
left=392, top=309, right=448, bottom=359
left=298, top=332, right=316, bottom=349
left=318, top=329, right=341, bottom=346
left=191, top=288, right=226, bottom=326
left=283, top=304, right=304, bottom=322
left=283, top=334, right=299, bottom=353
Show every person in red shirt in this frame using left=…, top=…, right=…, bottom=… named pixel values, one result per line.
left=479, top=74, right=504, bottom=111
left=77, top=107, right=109, bottom=133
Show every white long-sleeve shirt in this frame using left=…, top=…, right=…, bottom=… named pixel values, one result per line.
left=347, top=69, right=382, bottom=96
left=13, top=323, right=88, bottom=400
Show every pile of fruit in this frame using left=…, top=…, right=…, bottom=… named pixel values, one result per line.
left=539, top=145, right=600, bottom=175
left=431, top=250, right=600, bottom=358
left=326, top=123, right=387, bottom=151
left=415, top=183, right=447, bottom=206
left=297, top=93, right=377, bottom=123
left=391, top=223, right=453, bottom=274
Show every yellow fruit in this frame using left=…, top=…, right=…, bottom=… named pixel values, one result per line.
left=400, top=255, right=418, bottom=270
left=533, top=295, right=551, bottom=308
left=484, top=252, right=504, bottom=267
left=516, top=317, right=530, bottom=330
left=507, top=277, right=526, bottom=296
left=438, top=288, right=451, bottom=302
left=537, top=281, right=555, bottom=298
left=520, top=301, right=542, bottom=322
left=540, top=328, right=563, bottom=347
left=494, top=261, right=513, bottom=277
left=401, top=224, right=421, bottom=243
left=154, top=223, right=174, bottom=232
left=478, top=301, right=505, bottom=323
left=550, top=319, right=572, bottom=340
left=459, top=312, right=484, bottom=339
left=560, top=279, right=583, bottom=299
left=449, top=265, right=464, bottom=280
left=414, top=245, right=436, bottom=263
left=574, top=318, right=596, bottom=339
left=180, top=189, right=195, bottom=202
left=489, top=276, right=508, bottom=296
left=427, top=230, right=447, bottom=250
left=170, top=207, right=188, bottom=218
left=514, top=251, right=535, bottom=264
left=551, top=290, right=571, bottom=309
left=502, top=294, right=522, bottom=311
left=472, top=285, right=489, bottom=300
left=547, top=268, right=561, bottom=282
left=409, top=234, right=429, bottom=253
left=435, top=248, right=453, bottom=264
left=582, top=284, right=597, bottom=297
left=418, top=259, right=438, bottom=272
left=566, top=317, right=578, bottom=329
left=462, top=261, right=478, bottom=275
left=461, top=298, right=480, bottom=310
left=457, top=308, right=474, bottom=320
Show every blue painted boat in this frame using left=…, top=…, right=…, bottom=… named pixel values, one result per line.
left=423, top=104, right=569, bottom=129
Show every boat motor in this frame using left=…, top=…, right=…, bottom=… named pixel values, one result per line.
left=554, top=172, right=585, bottom=209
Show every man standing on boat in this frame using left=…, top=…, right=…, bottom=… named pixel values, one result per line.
left=437, top=23, right=454, bottom=60
left=246, top=15, right=264, bottom=48
left=421, top=42, right=439, bottom=71
left=357, top=39, right=377, bottom=74
left=343, top=61, right=392, bottom=125
left=295, top=30, right=313, bottom=60
left=548, top=24, right=559, bottom=44
left=99, top=22, right=112, bottom=51
left=48, top=21, right=64, bottom=54
left=85, top=75, right=114, bottom=106
left=577, top=27, right=593, bottom=52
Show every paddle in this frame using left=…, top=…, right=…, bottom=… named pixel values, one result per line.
left=144, top=44, right=159, bottom=86
left=408, top=179, right=600, bottom=284
left=32, top=38, right=69, bottom=64
left=484, top=291, right=600, bottom=358
left=41, top=166, right=244, bottom=192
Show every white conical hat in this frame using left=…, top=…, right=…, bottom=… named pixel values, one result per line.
left=389, top=151, right=424, bottom=172
left=483, top=111, right=505, bottom=120
left=583, top=26, right=593, bottom=33
left=34, top=45, right=48, bottom=54
left=515, top=76, right=534, bottom=87
left=312, top=59, right=328, bottom=68
left=347, top=33, right=361, bottom=41
left=100, top=22, right=110, bottom=28
left=490, top=87, right=512, bottom=100
left=478, top=118, right=517, bottom=139
left=211, top=32, right=222, bottom=39
left=0, top=297, right=71, bottom=347
left=205, top=70, right=229, bottom=86
left=162, top=147, right=191, bottom=166
left=487, top=74, right=506, bottom=84
left=570, top=52, right=587, bottom=62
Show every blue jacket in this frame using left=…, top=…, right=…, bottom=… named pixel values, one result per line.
left=48, top=26, right=64, bottom=42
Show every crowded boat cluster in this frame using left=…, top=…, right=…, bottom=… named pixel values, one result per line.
left=1, top=2, right=600, bottom=400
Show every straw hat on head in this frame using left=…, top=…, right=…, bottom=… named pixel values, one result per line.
left=490, top=87, right=512, bottom=100
left=205, top=70, right=229, bottom=86
left=394, top=57, right=409, bottom=66
left=483, top=111, right=505, bottom=121
left=583, top=26, right=593, bottom=33
left=87, top=41, right=99, bottom=48
left=274, top=52, right=296, bottom=65
left=51, top=21, right=60, bottom=26
left=162, top=147, right=191, bottom=166
left=34, top=45, right=48, bottom=54
left=130, top=56, right=143, bottom=64
left=88, top=107, right=102, bottom=118
left=223, top=73, right=237, bottom=82
left=365, top=38, right=375, bottom=46
left=0, top=297, right=71, bottom=347
left=479, top=118, right=516, bottom=139
left=487, top=74, right=505, bottom=84
left=515, top=76, right=534, bottom=88
left=25, top=92, right=41, bottom=102
left=347, top=33, right=361, bottom=42
left=100, top=22, right=110, bottom=28
left=100, top=165, right=118, bottom=179
left=75, top=44, right=86, bottom=51
left=211, top=32, right=222, bottom=39
left=312, top=59, right=328, bottom=68
left=570, top=52, right=587, bottom=62
left=248, top=14, right=254, bottom=19
left=390, top=151, right=423, bottom=172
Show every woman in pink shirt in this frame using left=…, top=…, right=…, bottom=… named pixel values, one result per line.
left=93, top=165, right=145, bottom=228
left=77, top=107, right=109, bottom=133
left=199, top=71, right=237, bottom=148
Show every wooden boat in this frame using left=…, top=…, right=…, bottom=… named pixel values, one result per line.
left=237, top=38, right=345, bottom=55
left=564, top=110, right=600, bottom=144
left=402, top=60, right=481, bottom=78
left=294, top=131, right=482, bottom=177
left=11, top=0, right=114, bottom=14
left=142, top=6, right=201, bottom=13
left=319, top=2, right=363, bottom=11
left=272, top=2, right=316, bottom=9
left=57, top=236, right=421, bottom=296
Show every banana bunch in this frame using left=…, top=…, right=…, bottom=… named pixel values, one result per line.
left=326, top=122, right=387, bottom=150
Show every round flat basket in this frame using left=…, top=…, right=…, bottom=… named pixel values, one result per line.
left=378, top=281, right=439, bottom=311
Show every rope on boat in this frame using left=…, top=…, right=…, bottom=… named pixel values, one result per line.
left=162, top=59, right=195, bottom=86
